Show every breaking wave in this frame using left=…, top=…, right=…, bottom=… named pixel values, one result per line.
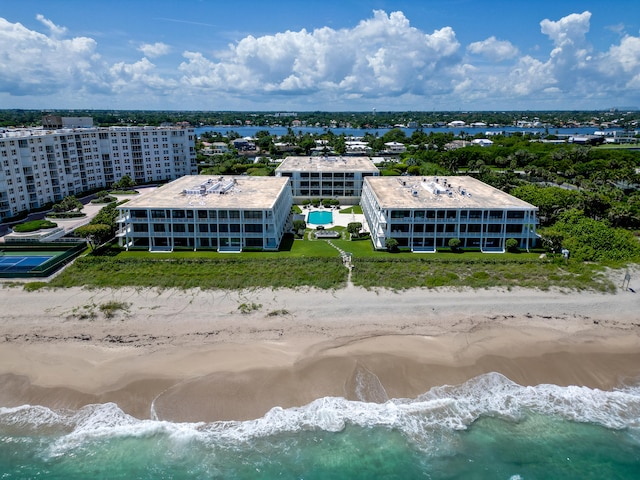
left=2, top=372, right=639, bottom=458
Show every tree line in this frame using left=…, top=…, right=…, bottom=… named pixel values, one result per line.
left=2, top=109, right=639, bottom=130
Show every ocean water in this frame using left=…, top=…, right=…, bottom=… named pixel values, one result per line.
left=1, top=373, right=639, bottom=479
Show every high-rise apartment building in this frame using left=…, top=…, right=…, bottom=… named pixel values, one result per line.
left=0, top=122, right=197, bottom=221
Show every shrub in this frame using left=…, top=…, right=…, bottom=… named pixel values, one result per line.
left=47, top=212, right=86, bottom=219
left=293, top=219, right=307, bottom=238
left=109, top=190, right=138, bottom=195
left=238, top=302, right=262, bottom=314
left=23, top=281, right=48, bottom=291
left=505, top=238, right=519, bottom=252
left=52, top=195, right=83, bottom=213
left=112, top=174, right=136, bottom=190
left=99, top=301, right=131, bottom=319
left=347, top=222, right=362, bottom=239
left=385, top=237, right=399, bottom=252
left=448, top=238, right=462, bottom=253
left=91, top=195, right=116, bottom=204
left=13, top=219, right=58, bottom=233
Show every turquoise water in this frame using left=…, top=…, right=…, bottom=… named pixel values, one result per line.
left=2, top=373, right=640, bottom=479
left=308, top=210, right=333, bottom=225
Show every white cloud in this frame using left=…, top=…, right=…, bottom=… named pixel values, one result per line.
left=467, top=36, right=519, bottom=61
left=540, top=11, right=591, bottom=48
left=178, top=10, right=462, bottom=98
left=35, top=14, right=67, bottom=37
left=139, top=42, right=171, bottom=58
left=601, top=35, right=640, bottom=74
left=0, top=16, right=102, bottom=96
left=1, top=9, right=639, bottom=109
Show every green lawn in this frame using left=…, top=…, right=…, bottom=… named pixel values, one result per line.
left=339, top=205, right=363, bottom=214
left=595, top=144, right=640, bottom=150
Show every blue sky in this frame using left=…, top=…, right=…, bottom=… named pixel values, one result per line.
left=1, top=0, right=639, bottom=111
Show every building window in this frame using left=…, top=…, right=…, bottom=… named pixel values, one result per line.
left=243, top=210, right=262, bottom=220
left=244, top=224, right=263, bottom=233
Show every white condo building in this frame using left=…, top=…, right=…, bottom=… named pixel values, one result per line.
left=361, top=176, right=538, bottom=252
left=117, top=175, right=293, bottom=252
left=275, top=155, right=379, bottom=204
left=0, top=121, right=197, bottom=221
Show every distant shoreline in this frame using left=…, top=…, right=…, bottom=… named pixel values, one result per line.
left=1, top=285, right=639, bottom=421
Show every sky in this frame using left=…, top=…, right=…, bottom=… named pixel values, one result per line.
left=1, top=0, right=639, bottom=112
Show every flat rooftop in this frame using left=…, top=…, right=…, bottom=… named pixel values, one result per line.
left=0, top=125, right=192, bottom=139
left=364, top=176, right=537, bottom=210
left=120, top=175, right=290, bottom=210
left=276, top=156, right=379, bottom=173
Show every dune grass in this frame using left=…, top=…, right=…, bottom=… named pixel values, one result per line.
left=351, top=256, right=616, bottom=291
left=40, top=233, right=624, bottom=292
left=49, top=256, right=347, bottom=290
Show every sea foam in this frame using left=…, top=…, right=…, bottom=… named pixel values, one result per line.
left=2, top=373, right=639, bottom=457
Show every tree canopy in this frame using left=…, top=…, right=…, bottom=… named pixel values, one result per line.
left=52, top=195, right=83, bottom=213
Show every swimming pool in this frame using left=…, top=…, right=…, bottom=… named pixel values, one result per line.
left=307, top=210, right=333, bottom=225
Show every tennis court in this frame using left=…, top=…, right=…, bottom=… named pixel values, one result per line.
left=0, top=244, right=86, bottom=278
left=0, top=253, right=55, bottom=272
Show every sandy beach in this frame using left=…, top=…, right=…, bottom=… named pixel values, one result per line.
left=1, top=283, right=639, bottom=422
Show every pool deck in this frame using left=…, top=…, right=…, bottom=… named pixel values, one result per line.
left=304, top=207, right=367, bottom=231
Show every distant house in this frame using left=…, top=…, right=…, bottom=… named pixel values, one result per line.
left=569, top=135, right=605, bottom=146
left=345, top=140, right=373, bottom=155
left=231, top=137, right=256, bottom=152
left=273, top=142, right=297, bottom=152
left=383, top=141, right=406, bottom=154
left=471, top=138, right=494, bottom=147
left=211, top=142, right=230, bottom=154
left=202, top=142, right=229, bottom=156
left=444, top=140, right=471, bottom=151
left=447, top=120, right=466, bottom=127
